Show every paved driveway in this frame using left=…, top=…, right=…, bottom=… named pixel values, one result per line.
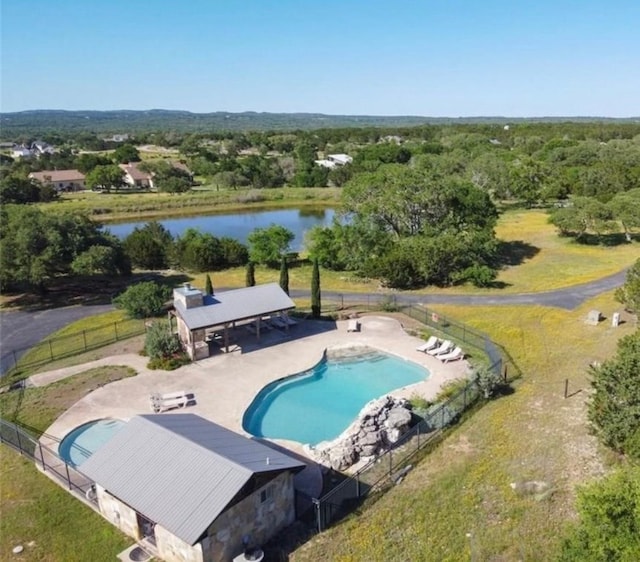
left=0, top=304, right=114, bottom=374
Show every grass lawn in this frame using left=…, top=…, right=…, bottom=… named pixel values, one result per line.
left=290, top=291, right=636, bottom=561
left=0, top=366, right=136, bottom=561
left=39, top=187, right=340, bottom=223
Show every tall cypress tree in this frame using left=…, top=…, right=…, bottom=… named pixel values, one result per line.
left=279, top=256, right=289, bottom=295
left=205, top=273, right=213, bottom=296
left=246, top=261, right=256, bottom=287
left=311, top=258, right=321, bottom=318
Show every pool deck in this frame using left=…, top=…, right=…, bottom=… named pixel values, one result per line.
left=36, top=316, right=472, bottom=497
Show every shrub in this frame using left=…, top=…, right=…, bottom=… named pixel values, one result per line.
left=475, top=366, right=505, bottom=399
left=114, top=282, right=171, bottom=319
left=144, top=321, right=181, bottom=360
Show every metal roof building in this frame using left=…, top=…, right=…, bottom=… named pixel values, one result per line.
left=80, top=414, right=306, bottom=546
left=173, top=283, right=295, bottom=331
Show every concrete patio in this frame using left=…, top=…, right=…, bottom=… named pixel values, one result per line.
left=37, top=316, right=472, bottom=496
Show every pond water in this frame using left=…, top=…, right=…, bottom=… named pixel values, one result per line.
left=105, top=208, right=337, bottom=251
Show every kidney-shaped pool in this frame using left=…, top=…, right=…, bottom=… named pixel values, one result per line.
left=242, top=347, right=429, bottom=445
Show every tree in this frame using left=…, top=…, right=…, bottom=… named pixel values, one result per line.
left=123, top=221, right=173, bottom=270
left=588, top=329, right=640, bottom=456
left=75, top=153, right=112, bottom=174
left=246, top=262, right=256, bottom=287
left=247, top=225, right=295, bottom=267
left=71, top=245, right=121, bottom=276
left=85, top=164, right=125, bottom=192
left=0, top=206, right=128, bottom=292
left=279, top=256, right=289, bottom=295
left=311, top=258, right=321, bottom=318
left=559, top=466, right=640, bottom=561
left=205, top=273, right=213, bottom=296
left=0, top=175, right=57, bottom=204
left=113, top=281, right=171, bottom=318
left=615, top=259, right=640, bottom=314
left=145, top=321, right=181, bottom=360
left=113, top=143, right=140, bottom=163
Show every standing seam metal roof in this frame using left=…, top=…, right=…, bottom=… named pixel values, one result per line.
left=173, top=282, right=295, bottom=330
left=79, top=414, right=305, bottom=545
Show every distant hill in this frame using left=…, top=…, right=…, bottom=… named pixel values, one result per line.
left=1, top=109, right=638, bottom=136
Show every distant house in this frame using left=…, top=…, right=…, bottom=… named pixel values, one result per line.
left=172, top=283, right=296, bottom=359
left=104, top=133, right=130, bottom=143
left=119, top=162, right=154, bottom=189
left=79, top=414, right=306, bottom=562
left=31, top=140, right=55, bottom=155
left=11, top=145, right=34, bottom=159
left=327, top=154, right=352, bottom=166
left=315, top=153, right=353, bottom=168
left=29, top=169, right=86, bottom=191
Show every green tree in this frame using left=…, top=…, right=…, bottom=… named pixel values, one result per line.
left=74, top=153, right=112, bottom=174
left=279, top=256, right=289, bottom=295
left=246, top=262, right=256, bottom=287
left=311, top=258, right=321, bottom=318
left=0, top=175, right=57, bottom=204
left=71, top=245, right=121, bottom=276
left=85, top=164, right=125, bottom=192
left=247, top=225, right=294, bottom=267
left=588, top=329, right=640, bottom=455
left=559, top=466, right=640, bottom=561
left=113, top=281, right=171, bottom=318
left=615, top=259, right=640, bottom=314
left=145, top=321, right=181, bottom=360
left=123, top=221, right=173, bottom=270
left=205, top=273, right=213, bottom=296
left=113, top=143, right=140, bottom=163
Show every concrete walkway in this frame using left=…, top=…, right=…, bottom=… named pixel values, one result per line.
left=37, top=317, right=470, bottom=498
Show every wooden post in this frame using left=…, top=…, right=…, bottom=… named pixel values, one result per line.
left=564, top=378, right=569, bottom=399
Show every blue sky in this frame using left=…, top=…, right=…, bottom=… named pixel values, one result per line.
left=1, top=0, right=639, bottom=116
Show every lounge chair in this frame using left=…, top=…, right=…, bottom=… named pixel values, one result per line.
left=427, top=340, right=453, bottom=356
left=416, top=336, right=440, bottom=353
left=438, top=346, right=464, bottom=363
left=347, top=319, right=361, bottom=332
left=150, top=391, right=191, bottom=413
left=282, top=314, right=297, bottom=326
left=269, top=316, right=288, bottom=329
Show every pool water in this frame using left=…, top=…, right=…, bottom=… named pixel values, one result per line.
left=58, top=418, right=125, bottom=467
left=243, top=348, right=429, bottom=445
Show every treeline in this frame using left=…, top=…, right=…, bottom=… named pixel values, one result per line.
left=4, top=109, right=637, bottom=136
left=0, top=209, right=300, bottom=293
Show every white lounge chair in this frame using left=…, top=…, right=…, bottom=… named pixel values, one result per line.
left=416, top=336, right=440, bottom=352
left=427, top=340, right=453, bottom=356
left=438, top=347, right=464, bottom=363
left=150, top=391, right=191, bottom=413
left=347, top=319, right=361, bottom=332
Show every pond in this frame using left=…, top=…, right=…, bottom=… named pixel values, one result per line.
left=105, top=208, right=337, bottom=251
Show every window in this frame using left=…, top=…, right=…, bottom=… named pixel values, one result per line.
left=260, top=485, right=274, bottom=503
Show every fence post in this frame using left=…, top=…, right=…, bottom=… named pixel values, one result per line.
left=39, top=442, right=46, bottom=472
left=463, top=325, right=466, bottom=342
left=15, top=425, right=22, bottom=455
left=417, top=423, right=420, bottom=449
left=114, top=322, right=119, bottom=341
left=48, top=340, right=53, bottom=361
left=12, top=350, right=18, bottom=370
left=389, top=449, right=393, bottom=476
left=65, top=462, right=72, bottom=490
left=313, top=498, right=322, bottom=533
left=356, top=472, right=360, bottom=497
left=82, top=330, right=87, bottom=351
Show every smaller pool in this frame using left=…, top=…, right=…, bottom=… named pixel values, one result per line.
left=58, top=418, right=125, bottom=467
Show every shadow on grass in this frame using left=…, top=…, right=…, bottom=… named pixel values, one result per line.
left=1, top=272, right=192, bottom=311
left=495, top=240, right=541, bottom=267
left=570, top=232, right=639, bottom=246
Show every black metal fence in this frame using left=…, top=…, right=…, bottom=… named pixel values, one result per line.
left=0, top=418, right=97, bottom=502
left=312, top=376, right=484, bottom=532
left=1, top=318, right=146, bottom=376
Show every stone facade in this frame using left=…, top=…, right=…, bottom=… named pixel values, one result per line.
left=202, top=472, right=296, bottom=562
left=94, top=472, right=296, bottom=562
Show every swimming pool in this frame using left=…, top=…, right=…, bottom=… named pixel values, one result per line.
left=243, top=347, right=429, bottom=445
left=58, top=418, right=125, bottom=467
